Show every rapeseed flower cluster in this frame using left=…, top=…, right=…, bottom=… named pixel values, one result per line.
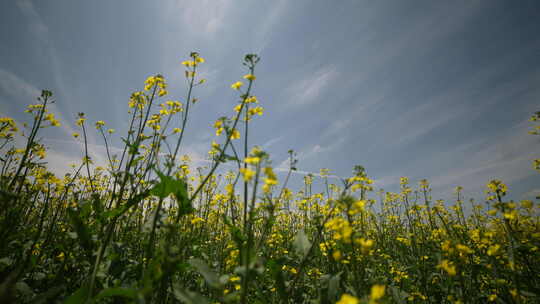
left=0, top=53, right=538, bottom=304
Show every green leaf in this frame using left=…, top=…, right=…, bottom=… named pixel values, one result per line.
left=293, top=230, right=311, bottom=257
left=267, top=259, right=288, bottom=302
left=219, top=154, right=238, bottom=163
left=63, top=286, right=89, bottom=304
left=28, top=286, right=63, bottom=304
left=219, top=274, right=230, bottom=285
left=91, top=194, right=103, bottom=218
left=222, top=216, right=246, bottom=249
left=107, top=190, right=151, bottom=220
left=15, top=281, right=34, bottom=297
left=189, top=258, right=221, bottom=289
left=172, top=285, right=210, bottom=304
left=327, top=272, right=342, bottom=301
left=95, top=287, right=137, bottom=300
left=0, top=257, right=13, bottom=266
left=388, top=285, right=408, bottom=304
left=0, top=189, right=18, bottom=201
left=67, top=208, right=94, bottom=261
left=150, top=170, right=193, bottom=216
left=121, top=137, right=139, bottom=156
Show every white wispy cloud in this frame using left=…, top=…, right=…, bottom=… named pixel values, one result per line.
left=0, top=68, right=41, bottom=99
left=287, top=65, right=338, bottom=107
left=371, top=117, right=539, bottom=198
left=350, top=1, right=487, bottom=86
left=378, top=120, right=538, bottom=201
left=0, top=69, right=76, bottom=138
left=275, top=138, right=345, bottom=176
left=429, top=122, right=538, bottom=189
left=252, top=0, right=289, bottom=54
left=365, top=50, right=540, bottom=153
left=321, top=1, right=492, bottom=145
left=16, top=0, right=71, bottom=114
left=164, top=0, right=232, bottom=37
left=261, top=136, right=283, bottom=150
left=0, top=70, right=73, bottom=178
left=273, top=166, right=343, bottom=180
left=372, top=174, right=403, bottom=190
left=297, top=141, right=342, bottom=162
left=0, top=68, right=109, bottom=170
left=42, top=136, right=217, bottom=178
left=15, top=0, right=49, bottom=39
left=44, top=149, right=84, bottom=176
left=3, top=1, right=112, bottom=169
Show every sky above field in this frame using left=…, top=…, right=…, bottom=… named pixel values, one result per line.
left=1, top=0, right=539, bottom=204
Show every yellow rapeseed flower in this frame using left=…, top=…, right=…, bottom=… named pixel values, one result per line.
left=357, top=238, right=374, bottom=254
left=248, top=106, right=264, bottom=117
left=244, top=156, right=260, bottom=165
left=438, top=259, right=457, bottom=276
left=230, top=129, right=240, bottom=140
left=486, top=179, right=507, bottom=196
left=487, top=244, right=500, bottom=256
left=239, top=168, right=255, bottom=182
left=533, top=159, right=540, bottom=171
left=521, top=200, right=533, bottom=209
left=50, top=119, right=61, bottom=127
left=370, top=284, right=385, bottom=301
left=231, top=81, right=243, bottom=90
left=34, top=148, right=46, bottom=159
left=400, top=177, right=409, bottom=185
left=336, top=294, right=359, bottom=304
left=95, top=120, right=105, bottom=129
left=243, top=74, right=256, bottom=81
left=245, top=96, right=258, bottom=103
left=191, top=217, right=204, bottom=225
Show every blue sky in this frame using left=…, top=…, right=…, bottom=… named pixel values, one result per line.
left=1, top=0, right=539, bottom=204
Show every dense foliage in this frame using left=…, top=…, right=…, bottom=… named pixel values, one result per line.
left=0, top=53, right=539, bottom=303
